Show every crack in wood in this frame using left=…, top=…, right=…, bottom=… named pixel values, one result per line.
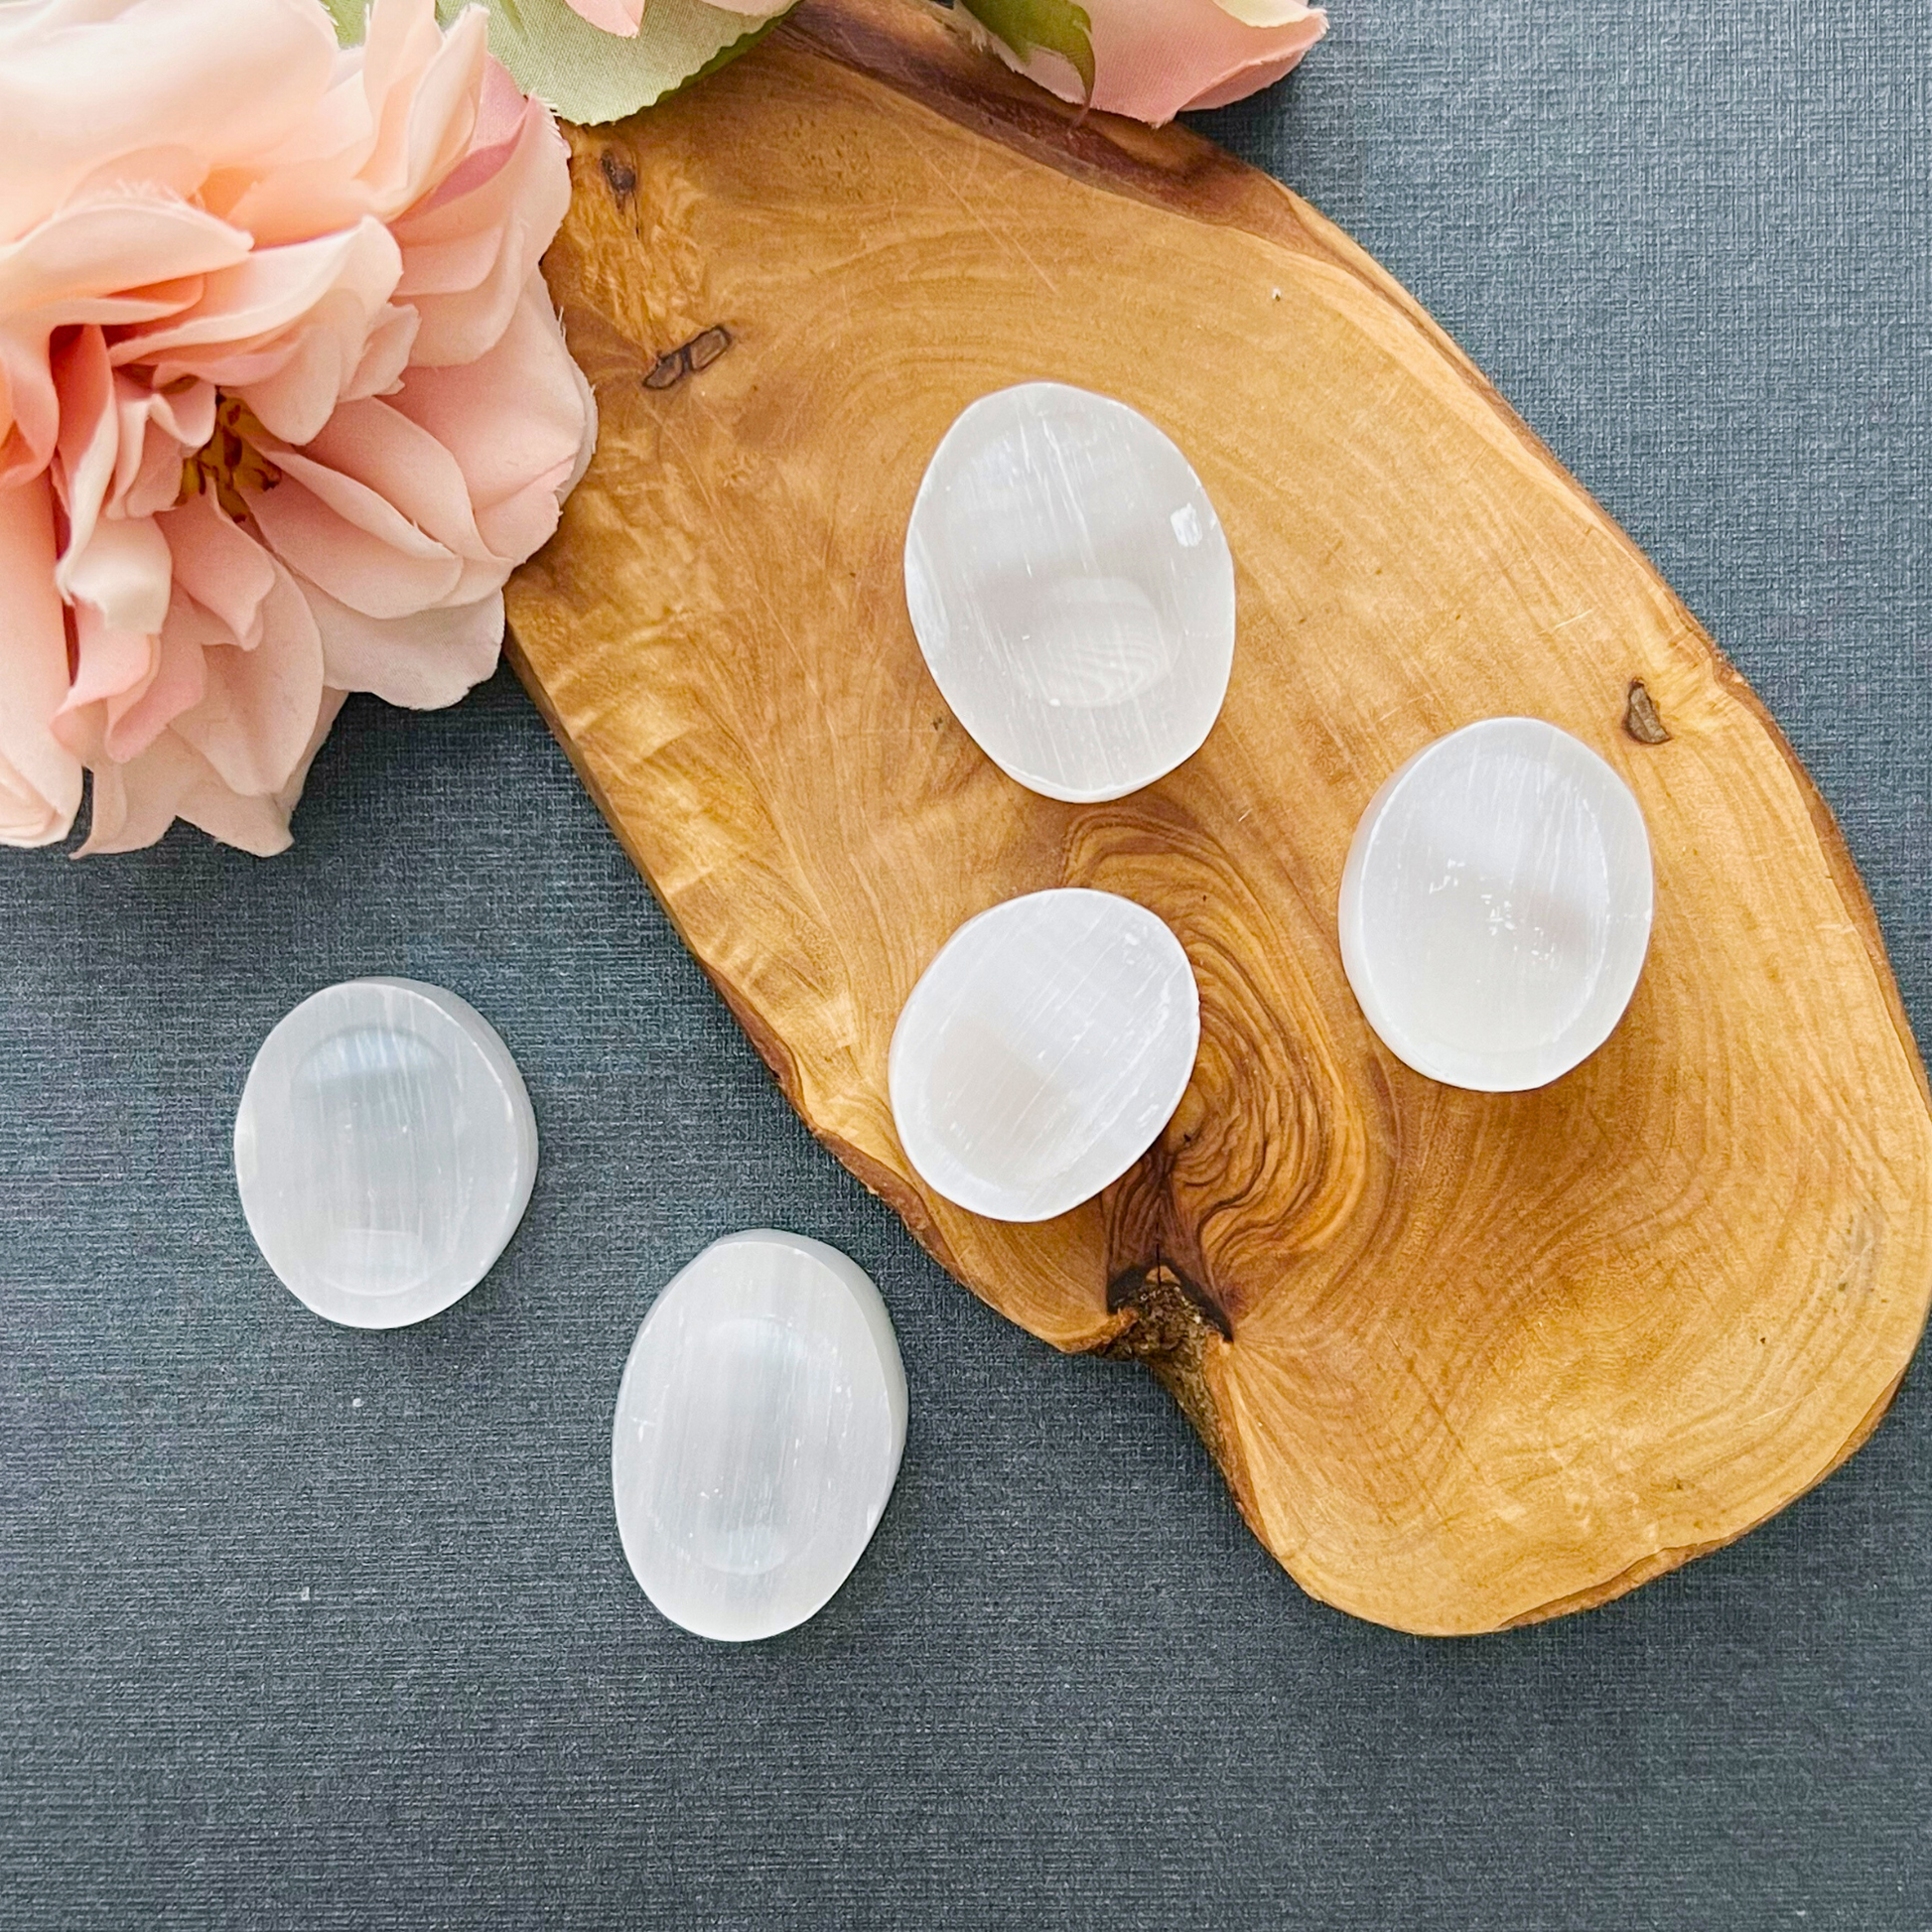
left=600, top=149, right=637, bottom=203
left=1101, top=1264, right=1233, bottom=1470
left=1624, top=678, right=1673, bottom=745
left=643, top=326, right=735, bottom=391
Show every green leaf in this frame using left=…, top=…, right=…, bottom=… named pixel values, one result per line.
left=957, top=0, right=1094, bottom=101
left=326, top=0, right=796, bottom=126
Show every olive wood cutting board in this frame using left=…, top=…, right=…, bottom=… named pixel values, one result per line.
left=504, top=0, right=1932, bottom=1633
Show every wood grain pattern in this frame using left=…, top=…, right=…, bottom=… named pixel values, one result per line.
left=504, top=0, right=1932, bottom=1633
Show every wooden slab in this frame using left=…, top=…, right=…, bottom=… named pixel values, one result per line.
left=504, top=0, right=1932, bottom=1633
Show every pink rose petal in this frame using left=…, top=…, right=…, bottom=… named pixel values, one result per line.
left=563, top=0, right=647, bottom=35
left=81, top=725, right=262, bottom=856
left=221, top=7, right=489, bottom=245
left=391, top=97, right=570, bottom=367
left=0, top=0, right=336, bottom=242
left=0, top=476, right=82, bottom=845
left=0, top=196, right=249, bottom=484
left=98, top=596, right=209, bottom=763
left=62, top=605, right=157, bottom=723
left=303, top=397, right=491, bottom=568
left=991, top=0, right=1327, bottom=125
left=392, top=277, right=591, bottom=561
left=115, top=219, right=405, bottom=444
left=304, top=577, right=504, bottom=711
left=171, top=562, right=326, bottom=794
left=245, top=455, right=465, bottom=620
left=112, top=370, right=216, bottom=519
left=162, top=492, right=278, bottom=648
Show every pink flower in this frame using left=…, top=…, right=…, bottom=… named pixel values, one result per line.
left=561, top=0, right=770, bottom=35
left=0, top=0, right=594, bottom=855
left=986, top=0, right=1328, bottom=125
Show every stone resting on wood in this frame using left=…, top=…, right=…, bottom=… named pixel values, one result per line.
left=504, top=0, right=1932, bottom=1634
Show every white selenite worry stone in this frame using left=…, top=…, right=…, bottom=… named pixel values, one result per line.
left=889, top=888, right=1201, bottom=1223
left=613, top=1231, right=907, bottom=1643
left=233, top=978, right=537, bottom=1328
left=1338, top=717, right=1654, bottom=1092
left=903, top=381, right=1237, bottom=803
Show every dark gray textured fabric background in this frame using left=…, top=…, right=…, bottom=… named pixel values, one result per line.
left=4, top=3, right=1928, bottom=1926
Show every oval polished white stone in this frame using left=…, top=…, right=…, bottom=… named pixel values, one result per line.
left=889, top=889, right=1201, bottom=1223
left=613, top=1231, right=907, bottom=1643
left=1338, top=717, right=1654, bottom=1092
left=903, top=381, right=1237, bottom=803
left=233, top=978, right=537, bottom=1328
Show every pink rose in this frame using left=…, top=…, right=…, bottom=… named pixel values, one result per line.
left=563, top=0, right=771, bottom=33
left=0, top=0, right=594, bottom=856
left=985, top=0, right=1328, bottom=125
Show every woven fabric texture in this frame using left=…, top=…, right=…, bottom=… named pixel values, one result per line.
left=3, top=3, right=1928, bottom=1926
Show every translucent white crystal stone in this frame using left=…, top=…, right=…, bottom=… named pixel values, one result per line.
left=1338, top=718, right=1654, bottom=1092
left=889, top=888, right=1200, bottom=1222
left=903, top=381, right=1236, bottom=803
left=233, top=978, right=537, bottom=1328
left=612, top=1231, right=907, bottom=1643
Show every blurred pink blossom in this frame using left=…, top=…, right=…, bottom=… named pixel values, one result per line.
left=988, top=0, right=1328, bottom=125
left=561, top=0, right=771, bottom=36
left=0, top=0, right=594, bottom=855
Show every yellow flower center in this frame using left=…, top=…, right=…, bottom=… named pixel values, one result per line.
left=179, top=392, right=282, bottom=521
